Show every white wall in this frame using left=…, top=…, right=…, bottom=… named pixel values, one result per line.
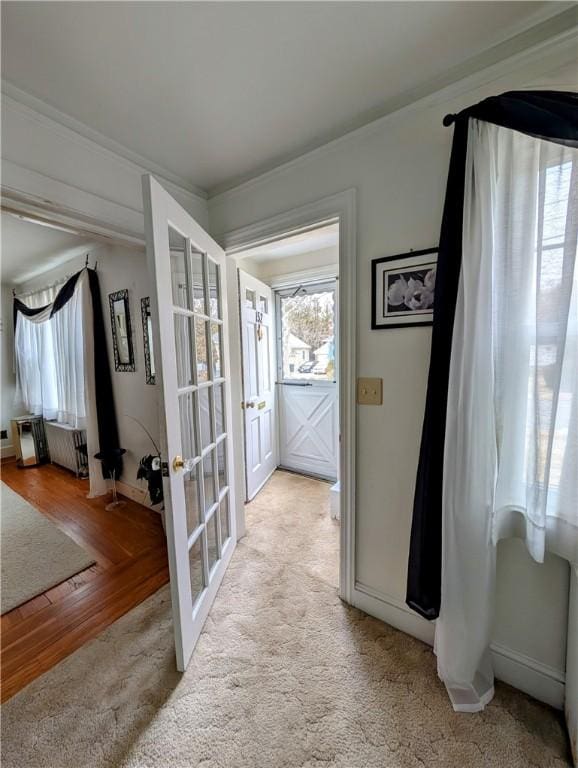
left=16, top=244, right=159, bottom=503
left=209, top=41, right=576, bottom=705
left=0, top=283, right=25, bottom=456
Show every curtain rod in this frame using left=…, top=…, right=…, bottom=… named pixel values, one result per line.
left=13, top=275, right=70, bottom=300
left=13, top=262, right=96, bottom=300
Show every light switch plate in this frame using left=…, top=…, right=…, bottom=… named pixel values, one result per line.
left=357, top=377, right=383, bottom=405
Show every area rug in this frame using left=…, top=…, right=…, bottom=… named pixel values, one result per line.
left=1, top=481, right=95, bottom=613
left=0, top=472, right=571, bottom=767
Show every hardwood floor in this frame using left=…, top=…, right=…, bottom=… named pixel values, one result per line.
left=0, top=460, right=169, bottom=703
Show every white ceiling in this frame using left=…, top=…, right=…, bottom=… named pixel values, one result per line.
left=1, top=2, right=572, bottom=195
left=240, top=223, right=339, bottom=263
left=1, top=214, right=97, bottom=285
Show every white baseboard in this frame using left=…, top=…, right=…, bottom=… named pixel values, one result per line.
left=490, top=641, right=565, bottom=710
left=352, top=581, right=565, bottom=709
left=353, top=581, right=435, bottom=646
left=116, top=479, right=160, bottom=512
left=1, top=444, right=16, bottom=459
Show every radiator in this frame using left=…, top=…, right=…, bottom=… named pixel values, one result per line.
left=44, top=421, right=88, bottom=477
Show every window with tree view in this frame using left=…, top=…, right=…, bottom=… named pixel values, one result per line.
left=279, top=282, right=336, bottom=381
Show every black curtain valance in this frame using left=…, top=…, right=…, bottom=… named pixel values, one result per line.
left=14, top=268, right=122, bottom=480
left=442, top=90, right=578, bottom=147
left=13, top=269, right=83, bottom=326
left=406, top=90, right=578, bottom=621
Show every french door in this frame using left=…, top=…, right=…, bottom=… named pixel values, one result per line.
left=239, top=270, right=277, bottom=500
left=143, top=175, right=236, bottom=671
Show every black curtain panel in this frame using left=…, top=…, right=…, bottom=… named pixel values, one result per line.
left=88, top=269, right=122, bottom=480
left=406, top=91, right=578, bottom=621
left=13, top=267, right=122, bottom=481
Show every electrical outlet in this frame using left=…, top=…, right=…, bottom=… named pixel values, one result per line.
left=357, top=377, right=383, bottom=405
left=0, top=430, right=7, bottom=440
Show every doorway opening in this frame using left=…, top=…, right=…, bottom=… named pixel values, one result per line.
left=0, top=209, right=168, bottom=701
left=234, top=222, right=341, bottom=588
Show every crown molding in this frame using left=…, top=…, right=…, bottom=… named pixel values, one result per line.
left=208, top=11, right=578, bottom=206
left=1, top=81, right=208, bottom=204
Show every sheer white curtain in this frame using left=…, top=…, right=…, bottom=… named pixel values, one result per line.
left=14, top=281, right=62, bottom=419
left=437, top=120, right=578, bottom=712
left=15, top=279, right=86, bottom=427
left=14, top=304, right=59, bottom=420
left=14, top=271, right=106, bottom=497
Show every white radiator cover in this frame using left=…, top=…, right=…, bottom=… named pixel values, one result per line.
left=44, top=421, right=85, bottom=475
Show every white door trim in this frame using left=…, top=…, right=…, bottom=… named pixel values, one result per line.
left=268, top=264, right=339, bottom=290
left=221, top=188, right=357, bottom=604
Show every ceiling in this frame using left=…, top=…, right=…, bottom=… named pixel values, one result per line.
left=1, top=214, right=97, bottom=285
left=1, top=2, right=572, bottom=195
left=239, top=223, right=339, bottom=263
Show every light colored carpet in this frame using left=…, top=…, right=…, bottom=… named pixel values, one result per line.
left=1, top=481, right=95, bottom=613
left=0, top=471, right=571, bottom=767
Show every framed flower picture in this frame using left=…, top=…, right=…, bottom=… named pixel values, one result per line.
left=371, top=248, right=438, bottom=329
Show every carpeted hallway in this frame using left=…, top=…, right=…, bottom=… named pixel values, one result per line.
left=0, top=471, right=571, bottom=767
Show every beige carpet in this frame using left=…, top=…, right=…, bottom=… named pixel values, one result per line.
left=0, top=471, right=571, bottom=767
left=1, top=481, right=95, bottom=613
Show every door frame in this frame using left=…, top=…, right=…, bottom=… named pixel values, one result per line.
left=222, top=188, right=356, bottom=605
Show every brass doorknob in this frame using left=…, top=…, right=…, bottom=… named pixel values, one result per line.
left=172, top=455, right=195, bottom=472
left=244, top=401, right=255, bottom=408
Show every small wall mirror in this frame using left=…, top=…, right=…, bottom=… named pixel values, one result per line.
left=109, top=289, right=135, bottom=371
left=141, top=296, right=156, bottom=385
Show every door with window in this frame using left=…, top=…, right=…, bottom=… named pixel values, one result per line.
left=239, top=270, right=277, bottom=500
left=143, top=175, right=236, bottom=671
left=276, top=280, right=338, bottom=481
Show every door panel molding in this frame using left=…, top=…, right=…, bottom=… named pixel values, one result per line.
left=279, top=385, right=338, bottom=480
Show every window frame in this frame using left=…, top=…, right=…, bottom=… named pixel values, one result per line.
left=275, top=279, right=337, bottom=385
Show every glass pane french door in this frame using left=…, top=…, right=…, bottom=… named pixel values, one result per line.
left=170, top=226, right=231, bottom=602
left=143, top=175, right=236, bottom=672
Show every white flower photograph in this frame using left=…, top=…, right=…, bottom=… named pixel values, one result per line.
left=371, top=249, right=438, bottom=329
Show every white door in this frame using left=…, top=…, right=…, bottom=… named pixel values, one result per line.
left=239, top=270, right=277, bottom=500
left=143, top=175, right=237, bottom=671
left=277, top=280, right=338, bottom=481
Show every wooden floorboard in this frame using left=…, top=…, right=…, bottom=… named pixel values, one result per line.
left=1, top=461, right=169, bottom=703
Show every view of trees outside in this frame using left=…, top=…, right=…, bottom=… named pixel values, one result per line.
left=281, top=290, right=335, bottom=380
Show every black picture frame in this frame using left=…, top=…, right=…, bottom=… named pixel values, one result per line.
left=141, top=297, right=156, bottom=385
left=108, top=289, right=135, bottom=372
left=371, top=248, right=438, bottom=330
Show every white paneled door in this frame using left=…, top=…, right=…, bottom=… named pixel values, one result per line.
left=239, top=270, right=277, bottom=500
left=143, top=175, right=237, bottom=671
